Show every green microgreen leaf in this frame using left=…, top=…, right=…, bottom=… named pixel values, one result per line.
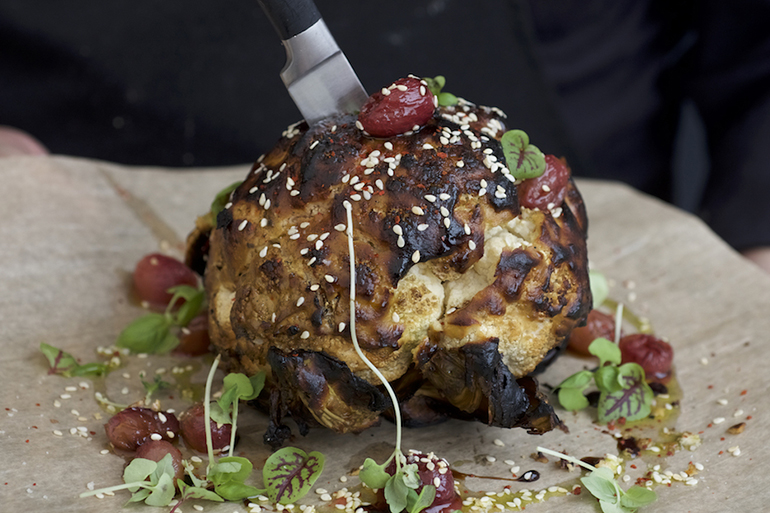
left=598, top=363, right=653, bottom=423
left=423, top=76, right=458, bottom=106
left=590, top=270, right=610, bottom=308
left=594, top=365, right=622, bottom=393
left=123, top=457, right=157, bottom=491
left=210, top=181, right=242, bottom=223
left=401, top=464, right=421, bottom=489
left=142, top=374, right=170, bottom=405
left=589, top=337, right=622, bottom=367
left=408, top=485, right=436, bottom=513
left=116, top=313, right=175, bottom=354
left=581, top=467, right=619, bottom=503
left=39, top=342, right=110, bottom=377
left=501, top=129, right=546, bottom=180
left=263, top=447, right=325, bottom=505
left=209, top=456, right=265, bottom=501
left=144, top=471, right=175, bottom=506
left=620, top=486, right=657, bottom=508
left=169, top=285, right=206, bottom=326
left=556, top=369, right=593, bottom=411
left=384, top=472, right=410, bottom=513
left=178, top=481, right=224, bottom=502
left=360, top=458, right=391, bottom=490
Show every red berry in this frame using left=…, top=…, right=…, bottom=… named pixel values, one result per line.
left=179, top=402, right=232, bottom=453
left=568, top=310, right=617, bottom=356
left=518, top=154, right=570, bottom=210
left=174, top=314, right=211, bottom=356
left=358, top=77, right=435, bottom=137
left=135, top=440, right=184, bottom=482
left=619, top=334, right=674, bottom=382
left=133, top=253, right=198, bottom=309
left=104, top=407, right=180, bottom=451
left=380, top=452, right=462, bottom=513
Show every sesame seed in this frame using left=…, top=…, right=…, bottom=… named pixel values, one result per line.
left=493, top=439, right=505, bottom=447
left=264, top=198, right=271, bottom=209
left=417, top=224, right=429, bottom=231
left=335, top=223, right=346, bottom=231
left=412, top=206, right=425, bottom=215
left=260, top=218, right=268, bottom=227
left=259, top=246, right=268, bottom=258
left=355, top=120, right=364, bottom=130
left=464, top=223, right=471, bottom=235
left=60, top=394, right=71, bottom=400
left=324, top=275, right=335, bottom=283
left=238, top=220, right=248, bottom=231
left=392, top=312, right=400, bottom=322
left=422, top=143, right=433, bottom=150
left=397, top=84, right=408, bottom=92
left=307, top=257, right=317, bottom=266
left=53, top=430, right=63, bottom=436
left=300, top=248, right=309, bottom=255
left=338, top=322, right=346, bottom=332
left=194, top=506, right=204, bottom=512
left=486, top=455, right=496, bottom=463
left=425, top=194, right=437, bottom=203
left=375, top=179, right=384, bottom=190
left=315, top=240, right=324, bottom=250
left=420, top=85, right=426, bottom=96
left=150, top=433, right=162, bottom=441
left=541, top=184, right=551, bottom=192
left=397, top=236, right=405, bottom=248
left=158, top=412, right=167, bottom=423
left=479, top=188, right=487, bottom=196
left=296, top=297, right=305, bottom=307
left=301, top=331, right=310, bottom=339
left=310, top=284, right=320, bottom=291
left=412, top=251, right=420, bottom=263
left=456, top=160, right=464, bottom=167
left=717, top=398, right=728, bottom=405
left=350, top=194, right=361, bottom=201
left=381, top=87, right=390, bottom=96
left=439, top=193, right=450, bottom=200
left=384, top=142, right=393, bottom=150
left=734, top=409, right=744, bottom=417
left=440, top=206, right=450, bottom=217
left=713, top=417, right=726, bottom=424
left=393, top=225, right=403, bottom=235
left=443, top=218, right=451, bottom=228
left=321, top=494, right=332, bottom=502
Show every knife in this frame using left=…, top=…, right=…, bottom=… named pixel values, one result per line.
left=258, top=0, right=369, bottom=125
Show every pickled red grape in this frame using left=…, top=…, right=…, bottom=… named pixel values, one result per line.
left=133, top=253, right=198, bottom=308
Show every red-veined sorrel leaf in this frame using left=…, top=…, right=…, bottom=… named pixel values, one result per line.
left=597, top=363, right=653, bottom=422
left=264, top=447, right=325, bottom=504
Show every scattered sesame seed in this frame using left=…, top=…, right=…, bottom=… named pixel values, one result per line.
left=469, top=240, right=477, bottom=250
left=355, top=120, right=364, bottom=130
left=417, top=224, right=429, bottom=231
left=392, top=312, right=401, bottom=323
left=700, top=357, right=709, bottom=365
left=238, top=220, right=248, bottom=231
left=296, top=297, right=305, bottom=307
left=422, top=143, right=433, bottom=150
left=412, top=250, right=420, bottom=263
left=259, top=246, right=268, bottom=258
left=338, top=322, right=346, bottom=332
left=60, top=394, right=71, bottom=400
left=493, top=439, right=505, bottom=447
left=150, top=433, right=162, bottom=441
left=325, top=274, right=335, bottom=283
left=713, top=417, right=726, bottom=424
left=443, top=218, right=451, bottom=228
left=321, top=494, right=332, bottom=502
left=301, top=331, right=310, bottom=339
left=412, top=206, right=425, bottom=216
left=717, top=398, right=728, bottom=405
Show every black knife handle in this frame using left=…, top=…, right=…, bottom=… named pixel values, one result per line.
left=258, top=0, right=322, bottom=40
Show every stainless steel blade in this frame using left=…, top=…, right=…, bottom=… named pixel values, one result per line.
left=280, top=19, right=368, bottom=125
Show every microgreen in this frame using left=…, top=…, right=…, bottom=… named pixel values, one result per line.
left=116, top=285, right=206, bottom=354
left=80, top=453, right=177, bottom=507
left=142, top=374, right=171, bottom=405
left=424, top=75, right=458, bottom=107
left=209, top=181, right=242, bottom=224
left=536, top=447, right=657, bottom=513
left=590, top=270, right=610, bottom=308
left=557, top=337, right=654, bottom=423
left=208, top=371, right=265, bottom=457
left=500, top=129, right=546, bottom=180
left=343, top=202, right=436, bottom=513
left=263, top=447, right=325, bottom=504
left=39, top=342, right=111, bottom=377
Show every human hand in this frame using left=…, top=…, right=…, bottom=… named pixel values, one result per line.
left=0, top=126, right=48, bottom=157
left=741, top=247, right=770, bottom=274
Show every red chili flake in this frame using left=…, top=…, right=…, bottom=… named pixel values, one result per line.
left=25, top=440, right=29, bottom=443
left=618, top=417, right=627, bottom=426
left=31, top=426, right=38, bottom=429
left=707, top=423, right=713, bottom=428
left=437, top=152, right=448, bottom=158
left=36, top=403, right=40, bottom=407
left=720, top=437, right=725, bottom=441
left=708, top=385, right=713, bottom=389
left=698, top=430, right=704, bottom=434
left=332, top=497, right=347, bottom=506
left=740, top=390, right=748, bottom=396
left=747, top=415, right=753, bottom=420
left=573, top=486, right=582, bottom=495
left=718, top=450, right=724, bottom=455
left=4, top=408, right=9, bottom=411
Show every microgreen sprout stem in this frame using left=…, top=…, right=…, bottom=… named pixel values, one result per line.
left=536, top=447, right=598, bottom=473
left=614, top=302, right=624, bottom=343
left=79, top=481, right=152, bottom=497
left=204, top=354, right=221, bottom=470
left=344, top=202, right=402, bottom=468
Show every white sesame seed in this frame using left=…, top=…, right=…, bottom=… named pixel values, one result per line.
left=335, top=223, right=346, bottom=231
left=301, top=331, right=310, bottom=339
left=717, top=398, right=728, bottom=405
left=443, top=218, right=451, bottom=228
left=456, top=160, right=464, bottom=167
left=397, top=84, right=408, bottom=92
left=238, top=219, right=248, bottom=231
left=300, top=248, right=309, bottom=255
left=296, top=297, right=305, bottom=307
left=486, top=455, right=496, bottom=463
left=194, top=506, right=204, bottom=512
left=315, top=240, right=323, bottom=250
left=60, top=394, right=71, bottom=400
left=310, top=284, right=320, bottom=291
left=355, top=120, right=364, bottom=130
left=324, top=275, right=335, bottom=283
left=321, top=494, right=332, bottom=502
left=422, top=143, right=433, bottom=150
left=700, top=357, right=709, bottom=365
left=309, top=140, right=319, bottom=150
left=440, top=206, right=450, bottom=217
left=468, top=240, right=477, bottom=250
left=425, top=194, right=437, bottom=203
left=412, top=251, right=420, bottom=263
left=417, top=224, right=429, bottom=231
left=53, top=429, right=63, bottom=436
left=713, top=417, right=726, bottom=424
left=307, top=257, right=317, bottom=266
left=381, top=87, right=390, bottom=96
left=158, top=412, right=167, bottom=423
left=350, top=194, right=362, bottom=201
left=375, top=179, right=384, bottom=190
left=393, top=225, right=403, bottom=235
left=150, top=433, right=162, bottom=441
left=412, top=206, right=425, bottom=215
left=541, top=184, right=551, bottom=192
left=259, top=246, right=268, bottom=258
left=493, top=439, right=505, bottom=447
left=338, top=322, right=346, bottom=332
left=384, top=142, right=393, bottom=150
left=260, top=218, right=268, bottom=227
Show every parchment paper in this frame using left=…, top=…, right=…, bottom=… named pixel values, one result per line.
left=1, top=155, right=768, bottom=512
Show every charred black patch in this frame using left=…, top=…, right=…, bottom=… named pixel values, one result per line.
left=259, top=259, right=284, bottom=287
left=494, top=249, right=540, bottom=301
left=216, top=207, right=233, bottom=230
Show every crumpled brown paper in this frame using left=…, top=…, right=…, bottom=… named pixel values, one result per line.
left=1, top=155, right=767, bottom=512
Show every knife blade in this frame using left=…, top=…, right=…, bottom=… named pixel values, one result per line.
left=258, top=0, right=368, bottom=125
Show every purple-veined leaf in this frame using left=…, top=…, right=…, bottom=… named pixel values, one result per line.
left=597, top=363, right=653, bottom=422
left=264, top=447, right=325, bottom=505
left=501, top=129, right=546, bottom=180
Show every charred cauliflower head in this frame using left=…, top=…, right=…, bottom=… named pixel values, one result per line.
left=187, top=83, right=591, bottom=447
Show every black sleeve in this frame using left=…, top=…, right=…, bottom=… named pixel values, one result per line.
left=689, top=0, right=770, bottom=250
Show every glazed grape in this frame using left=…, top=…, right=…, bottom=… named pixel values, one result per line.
left=104, top=407, right=180, bottom=451
left=568, top=310, right=617, bottom=355
left=174, top=313, right=211, bottom=356
left=135, top=440, right=184, bottom=482
left=179, top=402, right=232, bottom=453
left=619, top=334, right=674, bottom=382
left=381, top=451, right=461, bottom=513
left=133, top=253, right=198, bottom=308
left=518, top=154, right=570, bottom=210
left=358, top=77, right=435, bottom=137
